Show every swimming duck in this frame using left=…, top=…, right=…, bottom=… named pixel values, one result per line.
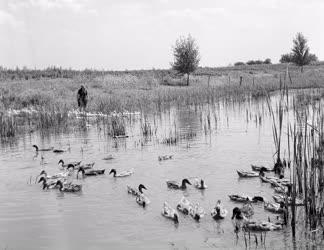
left=211, top=200, right=228, bottom=220
left=241, top=202, right=254, bottom=218
left=130, top=185, right=150, bottom=208
left=32, top=145, right=53, bottom=152
left=161, top=202, right=179, bottom=224
left=37, top=169, right=71, bottom=182
left=103, top=155, right=114, bottom=160
left=193, top=178, right=208, bottom=189
left=237, top=170, right=259, bottom=178
left=38, top=177, right=58, bottom=189
left=158, top=155, right=173, bottom=161
left=229, top=194, right=252, bottom=202
left=231, top=207, right=249, bottom=233
left=176, top=196, right=205, bottom=221
left=251, top=165, right=273, bottom=172
left=55, top=180, right=82, bottom=193
left=166, top=179, right=191, bottom=190
left=53, top=149, right=65, bottom=153
left=127, top=184, right=147, bottom=196
left=243, top=221, right=283, bottom=231
left=264, top=202, right=285, bottom=214
left=58, top=159, right=82, bottom=168
left=78, top=162, right=95, bottom=170
left=77, top=167, right=105, bottom=178
left=109, top=168, right=133, bottom=177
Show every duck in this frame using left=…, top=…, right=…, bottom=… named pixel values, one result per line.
left=78, top=162, right=95, bottom=170
left=241, top=202, right=254, bottom=218
left=37, top=169, right=71, bottom=182
left=237, top=170, right=259, bottom=178
left=53, top=148, right=65, bottom=153
left=229, top=194, right=252, bottom=202
left=55, top=180, right=82, bottom=193
left=252, top=196, right=265, bottom=202
left=127, top=184, right=147, bottom=196
left=161, top=202, right=179, bottom=224
left=243, top=221, right=283, bottom=231
left=77, top=166, right=105, bottom=178
left=58, top=159, right=82, bottom=168
left=103, top=155, right=114, bottom=160
left=177, top=196, right=205, bottom=221
left=158, top=155, right=173, bottom=161
left=211, top=200, right=228, bottom=220
left=38, top=177, right=58, bottom=189
left=231, top=207, right=248, bottom=233
left=32, top=145, right=53, bottom=152
left=193, top=178, right=208, bottom=189
left=109, top=168, right=133, bottom=177
left=264, top=202, right=285, bottom=214
left=131, top=186, right=150, bottom=208
left=166, top=178, right=191, bottom=190
left=251, top=165, right=273, bottom=172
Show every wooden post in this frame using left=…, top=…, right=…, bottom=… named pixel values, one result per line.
left=252, top=76, right=255, bottom=86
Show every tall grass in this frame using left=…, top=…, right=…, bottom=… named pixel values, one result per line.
left=267, top=66, right=324, bottom=240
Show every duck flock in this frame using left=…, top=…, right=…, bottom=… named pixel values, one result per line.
left=33, top=144, right=297, bottom=233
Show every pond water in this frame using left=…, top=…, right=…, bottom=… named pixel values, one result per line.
left=0, top=90, right=323, bottom=250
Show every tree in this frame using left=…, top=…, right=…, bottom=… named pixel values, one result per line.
left=234, top=62, right=245, bottom=66
left=280, top=53, right=293, bottom=63
left=264, top=58, right=272, bottom=64
left=284, top=33, right=318, bottom=71
left=171, top=35, right=200, bottom=85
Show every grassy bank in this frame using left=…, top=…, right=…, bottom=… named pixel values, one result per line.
left=1, top=63, right=324, bottom=114
left=0, top=63, right=324, bottom=138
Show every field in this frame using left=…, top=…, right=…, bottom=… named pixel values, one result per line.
left=1, top=63, right=324, bottom=114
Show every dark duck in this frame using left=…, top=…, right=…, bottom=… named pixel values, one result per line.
left=127, top=184, right=147, bottom=196
left=32, top=145, right=53, bottom=152
left=55, top=180, right=82, bottom=193
left=166, top=178, right=191, bottom=190
left=77, top=166, right=105, bottom=178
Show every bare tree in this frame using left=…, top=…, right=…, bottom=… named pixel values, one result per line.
left=171, top=35, right=200, bottom=86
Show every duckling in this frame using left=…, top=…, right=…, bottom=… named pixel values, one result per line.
left=58, top=159, right=81, bottom=168
left=55, top=180, right=82, bottom=193
left=109, top=168, right=133, bottom=177
left=166, top=179, right=191, bottom=190
left=32, top=145, right=53, bottom=152
left=77, top=167, right=105, bottom=178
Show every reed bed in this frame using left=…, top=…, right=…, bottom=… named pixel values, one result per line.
left=266, top=68, right=324, bottom=243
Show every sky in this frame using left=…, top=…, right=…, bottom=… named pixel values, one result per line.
left=0, top=0, right=323, bottom=70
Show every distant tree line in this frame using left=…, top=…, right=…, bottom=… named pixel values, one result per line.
left=234, top=58, right=272, bottom=66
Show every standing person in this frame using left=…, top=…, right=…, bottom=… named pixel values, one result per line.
left=77, top=85, right=88, bottom=112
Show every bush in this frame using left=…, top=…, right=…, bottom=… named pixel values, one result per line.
left=234, top=62, right=245, bottom=66
left=264, top=58, right=272, bottom=64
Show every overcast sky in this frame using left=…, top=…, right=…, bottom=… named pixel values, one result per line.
left=0, top=0, right=323, bottom=70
